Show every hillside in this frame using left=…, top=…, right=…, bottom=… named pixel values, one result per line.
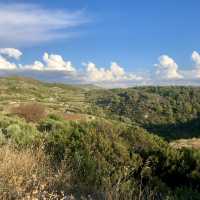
left=1, top=76, right=200, bottom=140
left=1, top=77, right=200, bottom=199
left=87, top=87, right=200, bottom=139
left=0, top=76, right=90, bottom=114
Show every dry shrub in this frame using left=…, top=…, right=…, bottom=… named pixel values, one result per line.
left=0, top=145, right=72, bottom=200
left=12, top=103, right=46, bottom=123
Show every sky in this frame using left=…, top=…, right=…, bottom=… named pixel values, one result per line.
left=1, top=0, right=200, bottom=87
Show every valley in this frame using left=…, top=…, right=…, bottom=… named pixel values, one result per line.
left=1, top=76, right=200, bottom=199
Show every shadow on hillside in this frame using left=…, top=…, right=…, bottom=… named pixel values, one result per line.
left=144, top=114, right=200, bottom=140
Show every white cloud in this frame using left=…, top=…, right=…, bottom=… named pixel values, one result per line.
left=0, top=55, right=17, bottom=70
left=192, top=51, right=200, bottom=66
left=20, top=61, right=44, bottom=71
left=0, top=48, right=143, bottom=86
left=43, top=53, right=76, bottom=71
left=0, top=49, right=76, bottom=72
left=84, top=62, right=143, bottom=83
left=191, top=51, right=200, bottom=78
left=18, top=52, right=76, bottom=72
left=4, top=48, right=200, bottom=87
left=0, top=3, right=88, bottom=46
left=0, top=48, right=22, bottom=60
left=155, top=55, right=183, bottom=79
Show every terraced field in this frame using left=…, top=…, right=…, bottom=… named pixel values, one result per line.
left=0, top=76, right=91, bottom=115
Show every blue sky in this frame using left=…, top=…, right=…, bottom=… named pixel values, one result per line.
left=0, top=0, right=200, bottom=87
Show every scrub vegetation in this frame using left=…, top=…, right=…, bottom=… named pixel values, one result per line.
left=1, top=76, right=200, bottom=199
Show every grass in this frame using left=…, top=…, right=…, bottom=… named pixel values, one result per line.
left=0, top=145, right=73, bottom=200
left=170, top=138, right=200, bottom=149
left=0, top=76, right=90, bottom=115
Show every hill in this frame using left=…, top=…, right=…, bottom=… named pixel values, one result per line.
left=0, top=76, right=90, bottom=114
left=1, top=76, right=200, bottom=199
left=87, top=86, right=200, bottom=139
left=2, top=76, right=200, bottom=139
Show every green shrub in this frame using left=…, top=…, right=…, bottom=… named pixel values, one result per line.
left=1, top=113, right=200, bottom=198
left=39, top=117, right=72, bottom=162
left=6, top=123, right=40, bottom=147
left=0, top=115, right=41, bottom=147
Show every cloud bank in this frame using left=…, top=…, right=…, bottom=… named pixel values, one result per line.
left=0, top=48, right=143, bottom=87
left=1, top=48, right=200, bottom=87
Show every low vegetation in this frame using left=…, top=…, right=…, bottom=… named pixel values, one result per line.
left=11, top=102, right=46, bottom=123
left=1, top=77, right=200, bottom=199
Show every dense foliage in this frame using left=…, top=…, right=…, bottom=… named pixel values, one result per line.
left=1, top=113, right=200, bottom=199
left=88, top=86, right=200, bottom=139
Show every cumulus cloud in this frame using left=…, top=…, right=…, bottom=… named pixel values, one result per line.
left=43, top=53, right=76, bottom=72
left=84, top=62, right=143, bottom=82
left=20, top=61, right=44, bottom=71
left=18, top=52, right=76, bottom=72
left=0, top=48, right=22, bottom=60
left=0, top=3, right=88, bottom=47
left=4, top=48, right=200, bottom=87
left=0, top=49, right=144, bottom=87
left=191, top=51, right=200, bottom=78
left=192, top=51, right=200, bottom=66
left=155, top=55, right=183, bottom=79
left=0, top=55, right=17, bottom=70
left=0, top=48, right=76, bottom=73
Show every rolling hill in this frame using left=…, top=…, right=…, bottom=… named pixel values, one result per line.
left=1, top=76, right=200, bottom=199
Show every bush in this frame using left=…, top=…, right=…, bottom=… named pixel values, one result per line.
left=40, top=118, right=200, bottom=199
left=40, top=118, right=73, bottom=163
left=1, top=114, right=200, bottom=199
left=11, top=103, right=46, bottom=123
left=6, top=123, right=40, bottom=147
left=0, top=115, right=41, bottom=147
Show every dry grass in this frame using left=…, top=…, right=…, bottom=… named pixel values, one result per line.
left=11, top=103, right=46, bottom=123
left=0, top=145, right=72, bottom=200
left=63, top=114, right=87, bottom=121
left=170, top=138, right=200, bottom=149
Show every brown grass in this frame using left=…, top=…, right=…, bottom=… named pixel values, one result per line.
left=0, top=145, right=71, bottom=200
left=170, top=138, right=200, bottom=149
left=11, top=103, right=46, bottom=123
